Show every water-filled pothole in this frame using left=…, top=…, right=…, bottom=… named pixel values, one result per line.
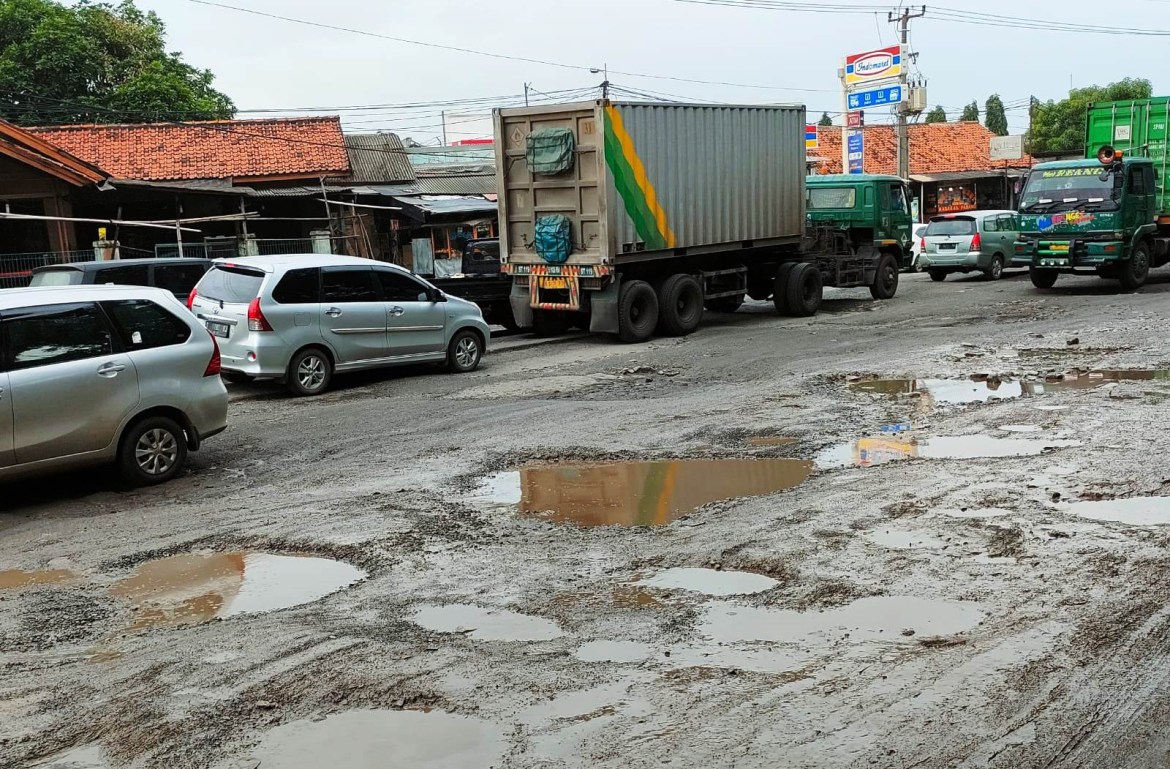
left=249, top=709, right=504, bottom=769
left=852, top=370, right=1170, bottom=403
left=1063, top=497, right=1170, bottom=526
left=635, top=568, right=779, bottom=596
left=575, top=640, right=654, bottom=663
left=0, top=568, right=77, bottom=590
left=865, top=529, right=947, bottom=549
left=478, top=458, right=812, bottom=527
left=817, top=435, right=1080, bottom=469
left=111, top=553, right=366, bottom=631
left=411, top=604, right=564, bottom=641
left=701, top=596, right=984, bottom=644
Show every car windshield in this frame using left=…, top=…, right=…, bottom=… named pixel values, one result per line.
left=1020, top=166, right=1121, bottom=213
left=925, top=217, right=977, bottom=236
left=808, top=187, right=856, bottom=209
left=198, top=265, right=265, bottom=304
left=28, top=270, right=83, bottom=287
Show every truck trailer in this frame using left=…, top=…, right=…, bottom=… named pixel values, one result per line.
left=493, top=100, right=907, bottom=341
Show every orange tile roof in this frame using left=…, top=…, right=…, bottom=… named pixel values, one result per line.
left=26, top=117, right=350, bottom=182
left=810, top=121, right=1032, bottom=176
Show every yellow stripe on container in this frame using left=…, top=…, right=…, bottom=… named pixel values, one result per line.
left=604, top=105, right=677, bottom=249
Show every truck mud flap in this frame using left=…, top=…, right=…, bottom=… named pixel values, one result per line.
left=589, top=278, right=621, bottom=335
left=857, top=245, right=881, bottom=284
left=509, top=283, right=534, bottom=329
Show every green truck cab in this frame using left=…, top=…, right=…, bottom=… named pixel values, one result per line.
left=806, top=174, right=916, bottom=270
left=1018, top=97, right=1170, bottom=290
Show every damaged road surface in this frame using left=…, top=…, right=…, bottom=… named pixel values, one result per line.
left=7, top=273, right=1170, bottom=768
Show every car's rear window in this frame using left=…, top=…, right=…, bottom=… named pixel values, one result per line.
left=29, top=269, right=83, bottom=287
left=198, top=265, right=265, bottom=304
left=925, top=217, right=977, bottom=236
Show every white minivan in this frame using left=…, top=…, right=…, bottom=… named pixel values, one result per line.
left=920, top=210, right=1020, bottom=281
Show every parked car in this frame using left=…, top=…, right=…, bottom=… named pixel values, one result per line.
left=920, top=211, right=1020, bottom=281
left=29, top=258, right=213, bottom=299
left=188, top=255, right=491, bottom=396
left=909, top=224, right=929, bottom=271
left=0, top=285, right=228, bottom=486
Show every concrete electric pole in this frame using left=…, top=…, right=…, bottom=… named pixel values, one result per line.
left=890, top=5, right=926, bottom=180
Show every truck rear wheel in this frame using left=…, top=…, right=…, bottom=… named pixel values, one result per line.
left=785, top=263, right=823, bottom=317
left=1029, top=268, right=1058, bottom=289
left=656, top=274, right=704, bottom=336
left=618, top=280, right=659, bottom=343
left=772, top=263, right=795, bottom=315
left=870, top=254, right=900, bottom=299
left=1118, top=242, right=1151, bottom=290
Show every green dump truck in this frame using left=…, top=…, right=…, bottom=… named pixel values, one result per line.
left=1018, top=97, right=1170, bottom=290
left=806, top=174, right=916, bottom=270
left=494, top=101, right=908, bottom=341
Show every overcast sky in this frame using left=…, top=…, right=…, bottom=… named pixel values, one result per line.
left=138, top=0, right=1170, bottom=143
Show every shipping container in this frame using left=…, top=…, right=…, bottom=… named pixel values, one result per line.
left=1085, top=98, right=1170, bottom=215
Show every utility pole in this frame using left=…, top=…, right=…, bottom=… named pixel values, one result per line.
left=890, top=5, right=925, bottom=180
left=524, top=82, right=530, bottom=107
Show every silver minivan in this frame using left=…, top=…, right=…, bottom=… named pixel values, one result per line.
left=0, top=286, right=228, bottom=486
left=189, top=255, right=491, bottom=396
left=921, top=210, right=1020, bottom=281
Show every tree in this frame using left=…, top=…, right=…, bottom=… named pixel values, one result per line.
left=0, top=0, right=235, bottom=125
left=1027, top=78, right=1152, bottom=155
left=984, top=94, right=1008, bottom=136
left=817, top=111, right=833, bottom=127
left=960, top=101, right=980, bottom=122
left=924, top=106, right=947, bottom=123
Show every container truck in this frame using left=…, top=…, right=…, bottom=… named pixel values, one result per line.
left=1017, top=97, right=1170, bottom=290
left=493, top=100, right=907, bottom=341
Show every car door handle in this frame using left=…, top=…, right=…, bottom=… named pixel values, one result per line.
left=326, top=307, right=343, bottom=317
left=97, top=362, right=126, bottom=377
left=389, top=306, right=405, bottom=317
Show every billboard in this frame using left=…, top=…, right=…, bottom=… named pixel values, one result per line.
left=845, top=45, right=903, bottom=86
left=805, top=124, right=818, bottom=149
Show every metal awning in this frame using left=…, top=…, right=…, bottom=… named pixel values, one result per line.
left=910, top=169, right=1029, bottom=183
left=391, top=195, right=497, bottom=218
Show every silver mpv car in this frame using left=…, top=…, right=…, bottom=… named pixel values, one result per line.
left=189, top=255, right=491, bottom=396
left=0, top=286, right=228, bottom=486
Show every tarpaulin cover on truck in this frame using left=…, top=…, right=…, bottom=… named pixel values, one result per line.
left=526, top=128, right=575, bottom=175
left=535, top=215, right=572, bottom=263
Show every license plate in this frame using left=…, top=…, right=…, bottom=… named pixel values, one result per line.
left=938, top=243, right=957, bottom=250
left=540, top=277, right=569, bottom=289
left=206, top=321, right=230, bottom=338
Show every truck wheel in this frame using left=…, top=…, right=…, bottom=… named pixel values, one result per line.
left=772, top=263, right=795, bottom=315
left=618, top=280, right=659, bottom=343
left=786, top=263, right=823, bottom=317
left=869, top=254, right=900, bottom=299
left=533, top=310, right=571, bottom=337
left=928, top=269, right=947, bottom=282
left=656, top=274, right=704, bottom=336
left=983, top=254, right=1005, bottom=281
left=1118, top=242, right=1151, bottom=290
left=703, top=295, right=744, bottom=313
left=1029, top=268, right=1058, bottom=289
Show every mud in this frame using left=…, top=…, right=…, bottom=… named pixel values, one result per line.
left=0, top=568, right=77, bottom=589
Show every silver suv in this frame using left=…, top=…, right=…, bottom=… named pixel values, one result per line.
left=0, top=286, right=228, bottom=486
left=189, top=255, right=491, bottom=396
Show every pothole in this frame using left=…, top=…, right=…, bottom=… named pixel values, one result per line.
left=1062, top=497, right=1170, bottom=526
left=0, top=568, right=78, bottom=590
left=111, top=553, right=366, bottom=631
left=410, top=604, right=564, bottom=642
left=865, top=529, right=947, bottom=549
left=634, top=568, right=779, bottom=596
left=575, top=640, right=654, bottom=663
left=999, top=425, right=1042, bottom=433
left=852, top=370, right=1170, bottom=404
left=817, top=435, right=1081, bottom=469
left=935, top=507, right=1016, bottom=519
left=475, top=458, right=812, bottom=527
left=700, top=596, right=984, bottom=644
left=244, top=709, right=504, bottom=769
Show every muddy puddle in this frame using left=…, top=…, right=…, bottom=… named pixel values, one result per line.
left=865, top=529, right=947, bottom=549
left=701, top=596, right=984, bottom=645
left=817, top=434, right=1080, bottom=469
left=0, top=568, right=77, bottom=590
left=411, top=604, right=564, bottom=642
left=852, top=370, right=1170, bottom=404
left=478, top=458, right=812, bottom=527
left=575, top=640, right=655, bottom=663
left=635, top=568, right=779, bottom=596
left=245, top=709, right=504, bottom=769
left=111, top=553, right=366, bottom=631
left=1062, top=496, right=1170, bottom=526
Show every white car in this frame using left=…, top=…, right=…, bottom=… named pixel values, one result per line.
left=910, top=225, right=929, bottom=271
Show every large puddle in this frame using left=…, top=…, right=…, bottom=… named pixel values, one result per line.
left=635, top=568, right=779, bottom=596
left=0, top=568, right=77, bottom=590
left=249, top=709, right=504, bottom=769
left=478, top=458, right=812, bottom=527
left=817, top=435, right=1080, bottom=469
left=111, top=553, right=366, bottom=631
left=411, top=604, right=564, bottom=642
left=701, top=596, right=984, bottom=644
left=852, top=370, right=1170, bottom=404
left=1062, top=497, right=1170, bottom=526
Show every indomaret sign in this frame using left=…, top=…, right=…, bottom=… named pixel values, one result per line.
left=844, top=45, right=902, bottom=86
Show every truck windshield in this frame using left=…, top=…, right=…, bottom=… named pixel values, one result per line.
left=808, top=187, right=856, bottom=209
left=1020, top=167, right=1120, bottom=213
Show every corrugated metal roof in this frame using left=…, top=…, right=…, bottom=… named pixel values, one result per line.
left=343, top=133, right=416, bottom=183
left=411, top=175, right=496, bottom=195
left=910, top=170, right=1027, bottom=183
left=392, top=195, right=497, bottom=216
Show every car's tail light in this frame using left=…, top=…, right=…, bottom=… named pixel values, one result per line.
left=970, top=233, right=982, bottom=252
left=187, top=288, right=197, bottom=310
left=204, top=334, right=222, bottom=377
left=247, top=297, right=272, bottom=332
left=920, top=237, right=926, bottom=251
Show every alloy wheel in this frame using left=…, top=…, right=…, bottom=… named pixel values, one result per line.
left=135, top=428, right=179, bottom=476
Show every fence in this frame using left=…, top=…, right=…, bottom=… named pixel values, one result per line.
left=0, top=250, right=98, bottom=289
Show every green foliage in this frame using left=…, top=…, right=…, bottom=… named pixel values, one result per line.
left=960, top=101, right=980, bottom=122
left=984, top=94, right=1008, bottom=136
left=817, top=111, right=833, bottom=127
left=924, top=105, right=946, bottom=124
left=1027, top=78, right=1152, bottom=155
left=0, top=0, right=234, bottom=125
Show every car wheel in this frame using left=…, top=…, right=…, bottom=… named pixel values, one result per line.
left=869, top=254, right=900, bottom=299
left=1118, top=242, right=1151, bottom=290
left=1029, top=267, right=1059, bottom=289
left=655, top=274, right=704, bottom=336
left=618, top=280, right=660, bottom=342
left=119, top=416, right=188, bottom=486
left=447, top=329, right=483, bottom=373
left=928, top=269, right=947, bottom=282
left=984, top=254, right=1005, bottom=281
left=286, top=347, right=333, bottom=396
